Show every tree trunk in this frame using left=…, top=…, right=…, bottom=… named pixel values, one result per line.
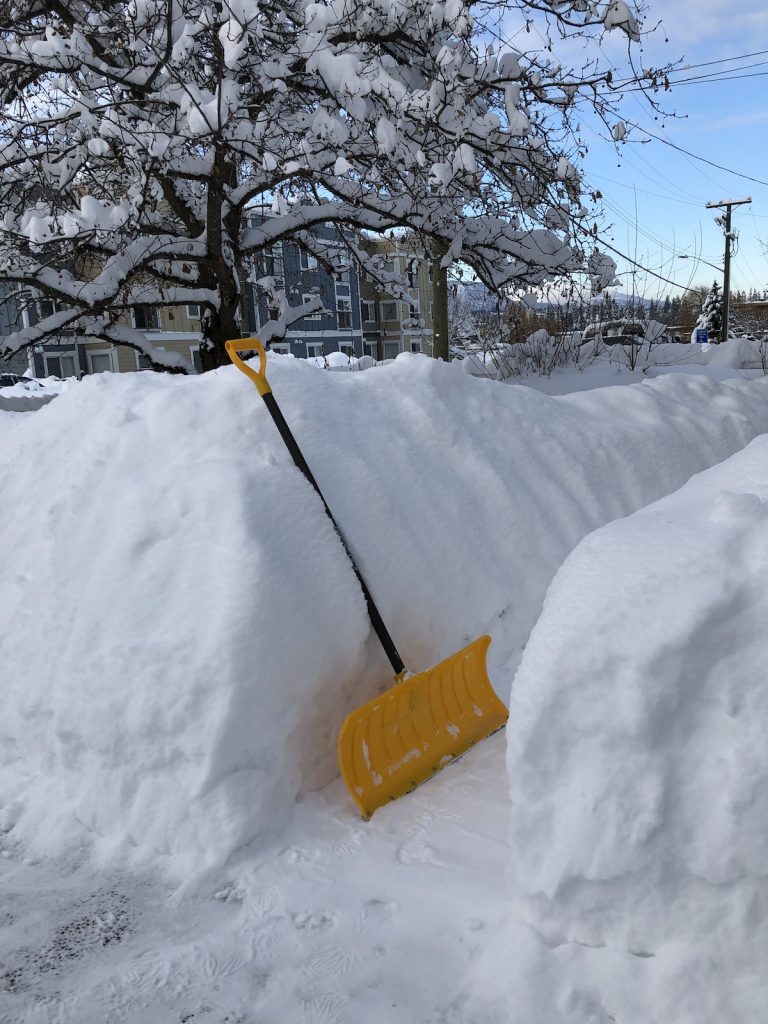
left=431, top=245, right=450, bottom=361
left=200, top=299, right=241, bottom=372
left=198, top=146, right=242, bottom=372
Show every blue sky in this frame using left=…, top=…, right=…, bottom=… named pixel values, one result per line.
left=502, top=1, right=768, bottom=298
left=582, top=0, right=768, bottom=297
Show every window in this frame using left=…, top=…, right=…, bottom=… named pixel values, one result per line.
left=364, top=341, right=378, bottom=359
left=337, top=297, right=352, bottom=329
left=361, top=301, right=376, bottom=322
left=380, top=300, right=399, bottom=322
left=87, top=350, right=114, bottom=373
left=339, top=342, right=354, bottom=356
left=134, top=305, right=161, bottom=330
left=31, top=297, right=67, bottom=324
left=136, top=353, right=153, bottom=370
left=306, top=342, right=323, bottom=358
left=383, top=341, right=400, bottom=360
left=335, top=283, right=350, bottom=297
left=270, top=343, right=290, bottom=355
left=411, top=340, right=422, bottom=353
left=190, top=347, right=202, bottom=372
left=409, top=303, right=421, bottom=322
left=299, top=250, right=318, bottom=271
left=334, top=251, right=351, bottom=282
left=408, top=260, right=419, bottom=289
left=186, top=304, right=201, bottom=319
left=44, top=352, right=76, bottom=377
left=263, top=244, right=283, bottom=277
left=302, top=294, right=321, bottom=320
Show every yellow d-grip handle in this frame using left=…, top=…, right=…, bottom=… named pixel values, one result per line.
left=225, top=337, right=271, bottom=396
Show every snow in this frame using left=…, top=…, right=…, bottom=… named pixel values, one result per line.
left=2, top=353, right=768, bottom=1020
left=489, top=434, right=768, bottom=1022
left=603, top=0, right=641, bottom=40
left=0, top=374, right=75, bottom=412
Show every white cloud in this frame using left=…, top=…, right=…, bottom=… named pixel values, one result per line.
left=650, top=0, right=768, bottom=51
left=701, top=108, right=768, bottom=131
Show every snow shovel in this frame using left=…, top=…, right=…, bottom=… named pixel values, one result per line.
left=226, top=338, right=508, bottom=819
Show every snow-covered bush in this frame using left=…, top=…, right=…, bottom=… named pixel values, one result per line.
left=515, top=329, right=575, bottom=376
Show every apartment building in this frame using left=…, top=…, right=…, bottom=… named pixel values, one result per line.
left=358, top=236, right=435, bottom=361
left=241, top=220, right=365, bottom=359
left=0, top=284, right=203, bottom=378
left=1, top=226, right=436, bottom=377
left=0, top=282, right=30, bottom=375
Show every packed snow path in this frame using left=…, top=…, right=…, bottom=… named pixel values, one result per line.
left=1, top=737, right=511, bottom=1024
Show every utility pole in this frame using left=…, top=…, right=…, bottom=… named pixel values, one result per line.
left=705, top=197, right=751, bottom=343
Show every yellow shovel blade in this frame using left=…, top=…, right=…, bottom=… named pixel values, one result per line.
left=338, top=635, right=508, bottom=819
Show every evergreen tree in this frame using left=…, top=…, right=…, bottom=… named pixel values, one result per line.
left=697, top=281, right=723, bottom=342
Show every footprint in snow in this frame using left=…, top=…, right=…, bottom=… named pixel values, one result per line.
left=396, top=836, right=437, bottom=865
left=292, top=910, right=336, bottom=932
left=710, top=490, right=766, bottom=522
left=280, top=846, right=315, bottom=867
left=299, top=990, right=348, bottom=1024
left=358, top=897, right=399, bottom=931
left=301, top=945, right=357, bottom=980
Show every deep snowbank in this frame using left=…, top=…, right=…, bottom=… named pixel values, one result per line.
left=499, top=435, right=768, bottom=1022
left=1, top=356, right=767, bottom=879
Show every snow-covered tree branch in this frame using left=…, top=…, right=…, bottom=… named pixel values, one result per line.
left=0, top=0, right=671, bottom=370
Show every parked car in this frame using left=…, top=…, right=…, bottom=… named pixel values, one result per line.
left=0, top=373, right=43, bottom=389
left=581, top=319, right=646, bottom=348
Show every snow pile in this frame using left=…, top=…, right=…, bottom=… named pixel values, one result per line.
left=457, top=337, right=768, bottom=390
left=0, top=391, right=56, bottom=413
left=2, top=355, right=768, bottom=881
left=0, top=374, right=72, bottom=412
left=306, top=351, right=377, bottom=371
left=500, top=435, right=768, bottom=1022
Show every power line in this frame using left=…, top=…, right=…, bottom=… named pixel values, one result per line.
left=474, top=20, right=765, bottom=286
left=618, top=69, right=768, bottom=93
left=591, top=234, right=693, bottom=290
left=614, top=48, right=768, bottom=86
left=586, top=170, right=702, bottom=206
left=617, top=115, right=768, bottom=187
left=674, top=48, right=768, bottom=71
left=596, top=189, right=688, bottom=253
left=582, top=116, right=716, bottom=210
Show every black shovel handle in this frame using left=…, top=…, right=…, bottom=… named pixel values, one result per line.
left=226, top=338, right=406, bottom=677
